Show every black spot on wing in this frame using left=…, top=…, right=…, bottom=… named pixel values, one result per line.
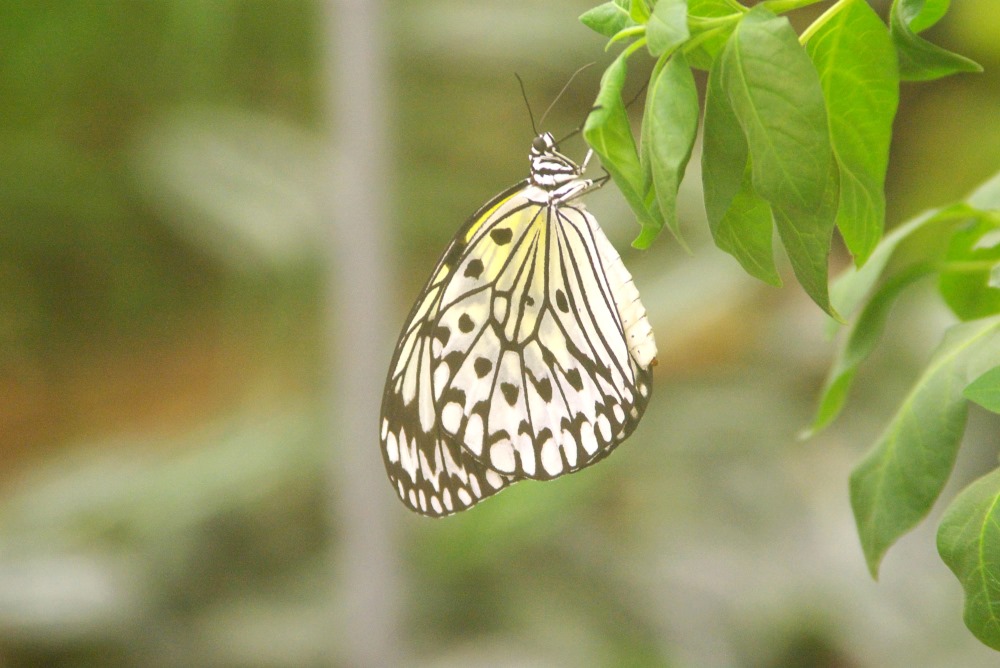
left=458, top=313, right=474, bottom=333
left=474, top=357, right=493, bottom=378
left=535, top=377, right=553, bottom=403
left=566, top=368, right=584, bottom=392
left=555, top=289, right=569, bottom=313
left=442, top=351, right=465, bottom=375
left=464, top=259, right=484, bottom=279
left=433, top=325, right=451, bottom=345
left=491, top=228, right=513, bottom=245
left=501, top=382, right=519, bottom=406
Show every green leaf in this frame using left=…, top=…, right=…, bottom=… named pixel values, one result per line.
left=701, top=55, right=779, bottom=284
left=585, top=53, right=664, bottom=248
left=771, top=161, right=840, bottom=317
left=964, top=366, right=1000, bottom=413
left=890, top=0, right=982, bottom=81
left=684, top=0, right=740, bottom=70
left=818, top=171, right=1000, bottom=429
left=647, top=0, right=689, bottom=57
left=701, top=56, right=746, bottom=228
left=897, top=0, right=951, bottom=33
left=721, top=6, right=836, bottom=314
left=805, top=0, right=898, bottom=265
left=937, top=467, right=1000, bottom=650
left=851, top=316, right=1000, bottom=577
left=581, top=0, right=637, bottom=38
left=829, top=203, right=979, bottom=322
left=629, top=0, right=651, bottom=24
left=717, top=167, right=781, bottom=285
left=807, top=264, right=932, bottom=436
left=641, top=53, right=698, bottom=247
left=940, top=220, right=1000, bottom=320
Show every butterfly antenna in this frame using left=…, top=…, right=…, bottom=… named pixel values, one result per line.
left=554, top=101, right=607, bottom=146
left=538, top=62, right=595, bottom=130
left=555, top=127, right=581, bottom=145
left=557, top=84, right=643, bottom=147
left=515, top=73, right=538, bottom=136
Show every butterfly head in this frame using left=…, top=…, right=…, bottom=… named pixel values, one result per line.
left=529, top=132, right=583, bottom=191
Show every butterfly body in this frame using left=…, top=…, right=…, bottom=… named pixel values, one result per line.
left=380, top=133, right=656, bottom=516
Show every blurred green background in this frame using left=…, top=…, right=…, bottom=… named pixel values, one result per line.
left=1, top=1, right=999, bottom=666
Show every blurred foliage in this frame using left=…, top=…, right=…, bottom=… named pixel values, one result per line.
left=0, top=1, right=324, bottom=463
left=0, top=0, right=998, bottom=666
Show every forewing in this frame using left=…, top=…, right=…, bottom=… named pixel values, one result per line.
left=379, top=184, right=529, bottom=516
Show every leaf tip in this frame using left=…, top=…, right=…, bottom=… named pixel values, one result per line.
left=865, top=556, right=882, bottom=581
left=631, top=233, right=653, bottom=250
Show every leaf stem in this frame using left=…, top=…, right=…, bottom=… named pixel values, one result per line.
left=621, top=36, right=649, bottom=60
left=763, top=0, right=827, bottom=14
left=689, top=13, right=742, bottom=29
left=799, top=0, right=850, bottom=44
left=683, top=23, right=731, bottom=53
left=606, top=25, right=647, bottom=51
left=940, top=260, right=1000, bottom=274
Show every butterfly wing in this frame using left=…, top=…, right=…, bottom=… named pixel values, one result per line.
left=380, top=183, right=528, bottom=516
left=432, top=188, right=655, bottom=481
left=381, top=181, right=657, bottom=517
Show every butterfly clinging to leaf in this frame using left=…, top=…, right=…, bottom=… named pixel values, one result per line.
left=379, top=122, right=657, bottom=517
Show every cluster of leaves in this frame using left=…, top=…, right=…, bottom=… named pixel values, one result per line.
left=581, top=0, right=1000, bottom=652
left=580, top=0, right=979, bottom=316
left=813, top=173, right=1000, bottom=650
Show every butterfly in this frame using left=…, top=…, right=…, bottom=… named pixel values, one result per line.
left=379, top=131, right=657, bottom=516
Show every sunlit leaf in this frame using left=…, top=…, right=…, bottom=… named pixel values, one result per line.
left=805, top=0, right=898, bottom=265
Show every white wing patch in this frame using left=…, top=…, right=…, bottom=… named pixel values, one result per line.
left=380, top=141, right=657, bottom=518
left=430, top=195, right=653, bottom=482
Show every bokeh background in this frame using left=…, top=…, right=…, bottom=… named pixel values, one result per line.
left=2, top=1, right=999, bottom=666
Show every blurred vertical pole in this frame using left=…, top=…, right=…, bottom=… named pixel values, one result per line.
left=322, top=0, right=402, bottom=665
